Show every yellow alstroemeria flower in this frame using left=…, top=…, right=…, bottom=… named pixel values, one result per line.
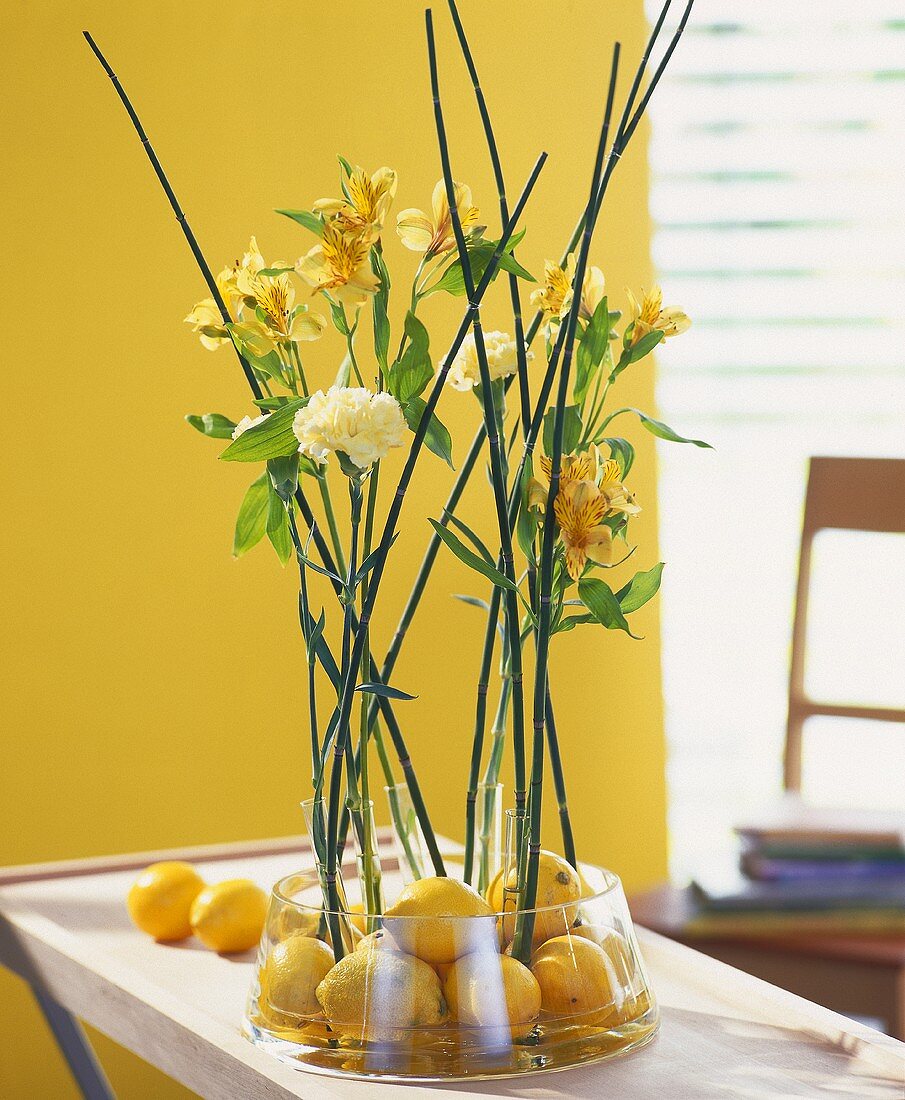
left=626, top=285, right=690, bottom=347
left=530, top=256, right=575, bottom=319
left=184, top=296, right=229, bottom=351
left=580, top=266, right=606, bottom=322
left=313, top=166, right=397, bottom=238
left=396, top=179, right=482, bottom=256
left=528, top=449, right=596, bottom=511
left=220, top=237, right=267, bottom=299
left=554, top=480, right=615, bottom=581
left=247, top=272, right=327, bottom=348
left=528, top=450, right=640, bottom=579
left=596, top=457, right=641, bottom=517
left=295, top=221, right=381, bottom=306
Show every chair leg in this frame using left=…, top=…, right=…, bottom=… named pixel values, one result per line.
left=32, top=987, right=116, bottom=1100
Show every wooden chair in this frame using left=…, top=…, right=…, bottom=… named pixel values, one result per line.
left=631, top=455, right=905, bottom=1038
left=784, top=456, right=905, bottom=789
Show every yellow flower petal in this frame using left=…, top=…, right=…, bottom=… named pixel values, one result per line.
left=395, top=208, right=434, bottom=252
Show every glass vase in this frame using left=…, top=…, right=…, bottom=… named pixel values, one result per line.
left=244, top=861, right=658, bottom=1080
left=384, top=782, right=428, bottom=885
left=472, top=781, right=503, bottom=896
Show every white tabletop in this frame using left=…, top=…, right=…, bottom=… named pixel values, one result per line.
left=1, top=835, right=902, bottom=1098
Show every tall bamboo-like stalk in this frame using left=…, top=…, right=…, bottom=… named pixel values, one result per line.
left=82, top=30, right=455, bottom=881
left=426, top=8, right=529, bottom=842
left=511, top=49, right=620, bottom=963
left=322, top=152, right=548, bottom=948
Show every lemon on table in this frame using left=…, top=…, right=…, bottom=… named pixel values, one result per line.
left=383, top=877, right=495, bottom=965
left=126, top=861, right=205, bottom=942
left=530, top=934, right=625, bottom=1024
left=316, top=939, right=447, bottom=1042
left=445, top=950, right=541, bottom=1029
left=190, top=879, right=267, bottom=953
left=260, top=935, right=335, bottom=1025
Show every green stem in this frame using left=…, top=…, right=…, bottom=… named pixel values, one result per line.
left=317, top=472, right=347, bottom=577
left=324, top=153, right=547, bottom=896
left=427, top=9, right=528, bottom=834
left=513, top=47, right=621, bottom=965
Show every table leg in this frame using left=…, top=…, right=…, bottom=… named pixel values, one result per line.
left=32, top=987, right=116, bottom=1100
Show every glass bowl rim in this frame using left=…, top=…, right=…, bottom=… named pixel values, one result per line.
left=271, top=864, right=624, bottom=919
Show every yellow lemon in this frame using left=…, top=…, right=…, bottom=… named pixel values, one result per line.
left=530, top=935, right=626, bottom=1024
left=316, top=940, right=447, bottom=1041
left=485, top=868, right=505, bottom=912
left=445, top=950, right=541, bottom=1029
left=348, top=903, right=367, bottom=935
left=190, top=879, right=267, bottom=953
left=500, top=851, right=581, bottom=949
left=355, top=928, right=402, bottom=954
left=384, top=877, right=495, bottom=965
left=568, top=924, right=651, bottom=1024
left=126, top=861, right=205, bottom=942
left=272, top=905, right=321, bottom=942
left=260, top=935, right=335, bottom=1025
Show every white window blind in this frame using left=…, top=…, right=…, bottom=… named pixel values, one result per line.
left=645, top=0, right=905, bottom=879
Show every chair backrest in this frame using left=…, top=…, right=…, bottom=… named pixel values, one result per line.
left=784, top=456, right=905, bottom=790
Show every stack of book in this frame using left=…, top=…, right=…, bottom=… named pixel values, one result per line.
left=687, top=800, right=905, bottom=937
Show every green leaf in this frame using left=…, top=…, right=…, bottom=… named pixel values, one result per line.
left=305, top=609, right=327, bottom=668
left=403, top=398, right=454, bottom=468
left=232, top=473, right=269, bottom=557
left=265, top=483, right=293, bottom=565
left=542, top=404, right=583, bottom=458
left=453, top=593, right=492, bottom=612
left=276, top=208, right=324, bottom=236
left=599, top=437, right=635, bottom=478
left=220, top=399, right=306, bottom=462
left=257, top=265, right=294, bottom=277
left=516, top=458, right=538, bottom=564
left=328, top=300, right=350, bottom=336
left=553, top=612, right=596, bottom=633
left=446, top=514, right=495, bottom=566
left=574, top=296, right=612, bottom=403
left=608, top=407, right=712, bottom=449
left=613, top=330, right=664, bottom=379
left=616, top=562, right=664, bottom=614
left=424, top=231, right=533, bottom=298
left=371, top=248, right=391, bottom=373
left=428, top=518, right=519, bottom=593
left=355, top=682, right=418, bottom=701
left=253, top=396, right=293, bottom=410
left=226, top=323, right=284, bottom=384
left=578, top=577, right=640, bottom=638
left=185, top=413, right=236, bottom=439
left=354, top=533, right=398, bottom=587
left=387, top=312, right=433, bottom=403
left=267, top=454, right=299, bottom=501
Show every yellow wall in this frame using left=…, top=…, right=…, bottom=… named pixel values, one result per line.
left=0, top=2, right=664, bottom=1095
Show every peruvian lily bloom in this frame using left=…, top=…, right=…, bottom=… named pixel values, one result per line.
left=396, top=179, right=482, bottom=257
left=626, top=285, right=690, bottom=347
left=528, top=449, right=639, bottom=579
left=184, top=295, right=230, bottom=351
left=530, top=256, right=575, bottom=319
left=580, top=266, right=606, bottom=322
left=245, top=271, right=327, bottom=349
left=531, top=259, right=607, bottom=324
left=313, top=165, right=397, bottom=239
left=554, top=479, right=615, bottom=581
left=296, top=221, right=382, bottom=306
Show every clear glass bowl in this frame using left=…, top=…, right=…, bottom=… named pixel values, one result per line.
left=243, top=863, right=658, bottom=1081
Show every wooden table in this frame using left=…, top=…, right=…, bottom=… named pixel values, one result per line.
left=1, top=837, right=903, bottom=1099
left=631, top=884, right=905, bottom=1041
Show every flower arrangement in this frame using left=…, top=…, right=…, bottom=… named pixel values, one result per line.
left=87, top=0, right=706, bottom=1080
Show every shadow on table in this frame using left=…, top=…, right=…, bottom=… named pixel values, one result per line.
left=432, top=1006, right=904, bottom=1099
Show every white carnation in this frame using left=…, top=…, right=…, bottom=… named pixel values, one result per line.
left=446, top=330, right=530, bottom=392
left=231, top=412, right=268, bottom=440
left=292, top=385, right=407, bottom=470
